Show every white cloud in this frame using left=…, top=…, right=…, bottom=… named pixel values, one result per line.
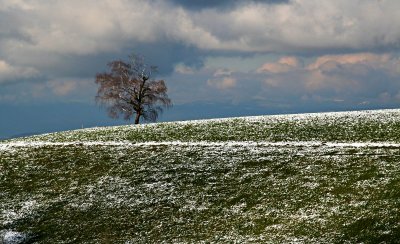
left=213, top=68, right=234, bottom=77
left=0, top=0, right=220, bottom=58
left=191, top=0, right=400, bottom=52
left=0, top=60, right=39, bottom=82
left=2, top=0, right=400, bottom=59
left=174, top=63, right=195, bottom=74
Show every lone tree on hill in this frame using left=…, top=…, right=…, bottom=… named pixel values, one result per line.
left=95, top=54, right=172, bottom=124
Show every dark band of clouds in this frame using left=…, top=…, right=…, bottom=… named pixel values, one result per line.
left=168, top=0, right=289, bottom=10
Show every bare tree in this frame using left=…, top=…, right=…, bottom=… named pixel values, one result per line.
left=95, top=54, right=172, bottom=124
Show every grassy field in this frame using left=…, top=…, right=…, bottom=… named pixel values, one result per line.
left=1, top=109, right=400, bottom=243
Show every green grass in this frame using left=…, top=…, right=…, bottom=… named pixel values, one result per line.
left=14, top=109, right=400, bottom=143
left=1, top=109, right=400, bottom=243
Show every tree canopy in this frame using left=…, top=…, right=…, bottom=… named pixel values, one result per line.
left=95, top=54, right=172, bottom=124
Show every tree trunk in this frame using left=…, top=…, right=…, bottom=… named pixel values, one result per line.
left=134, top=113, right=140, bottom=124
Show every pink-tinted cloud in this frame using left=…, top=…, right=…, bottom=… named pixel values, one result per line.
left=304, top=69, right=361, bottom=92
left=257, top=56, right=300, bottom=73
left=251, top=53, right=400, bottom=106
left=303, top=53, right=400, bottom=92
left=207, top=77, right=237, bottom=89
left=206, top=68, right=237, bottom=90
left=307, top=53, right=391, bottom=70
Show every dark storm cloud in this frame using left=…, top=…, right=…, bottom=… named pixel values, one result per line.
left=0, top=9, right=32, bottom=44
left=13, top=42, right=204, bottom=79
left=122, top=42, right=204, bottom=75
left=168, top=0, right=289, bottom=10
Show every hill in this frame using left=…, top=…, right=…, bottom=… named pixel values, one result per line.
left=1, top=109, right=400, bottom=243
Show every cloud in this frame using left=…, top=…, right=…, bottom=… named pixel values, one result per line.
left=1, top=0, right=400, bottom=86
left=47, top=80, right=78, bottom=96
left=257, top=56, right=300, bottom=73
left=0, top=0, right=208, bottom=80
left=0, top=60, right=39, bottom=83
left=255, top=53, right=400, bottom=105
left=307, top=53, right=391, bottom=70
left=174, top=63, right=195, bottom=74
left=207, top=69, right=237, bottom=90
left=304, top=53, right=400, bottom=92
left=207, top=76, right=237, bottom=90
left=0, top=0, right=220, bottom=57
left=186, top=0, right=400, bottom=52
left=0, top=94, right=17, bottom=102
left=163, top=51, right=400, bottom=111
left=168, top=0, right=289, bottom=10
left=2, top=0, right=400, bottom=60
left=213, top=68, right=234, bottom=77
left=0, top=77, right=94, bottom=103
left=45, top=78, right=94, bottom=100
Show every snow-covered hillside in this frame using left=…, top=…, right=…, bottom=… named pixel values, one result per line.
left=1, top=109, right=400, bottom=243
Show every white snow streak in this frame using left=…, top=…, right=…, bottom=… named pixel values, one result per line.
left=1, top=140, right=400, bottom=151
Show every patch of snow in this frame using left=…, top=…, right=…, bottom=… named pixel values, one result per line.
left=1, top=200, right=41, bottom=226
left=2, top=140, right=400, bottom=151
left=1, top=230, right=27, bottom=244
left=1, top=210, right=18, bottom=226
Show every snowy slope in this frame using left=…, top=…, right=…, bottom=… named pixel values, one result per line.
left=1, top=109, right=400, bottom=243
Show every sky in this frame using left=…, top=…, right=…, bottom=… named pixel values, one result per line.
left=1, top=0, right=400, bottom=139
